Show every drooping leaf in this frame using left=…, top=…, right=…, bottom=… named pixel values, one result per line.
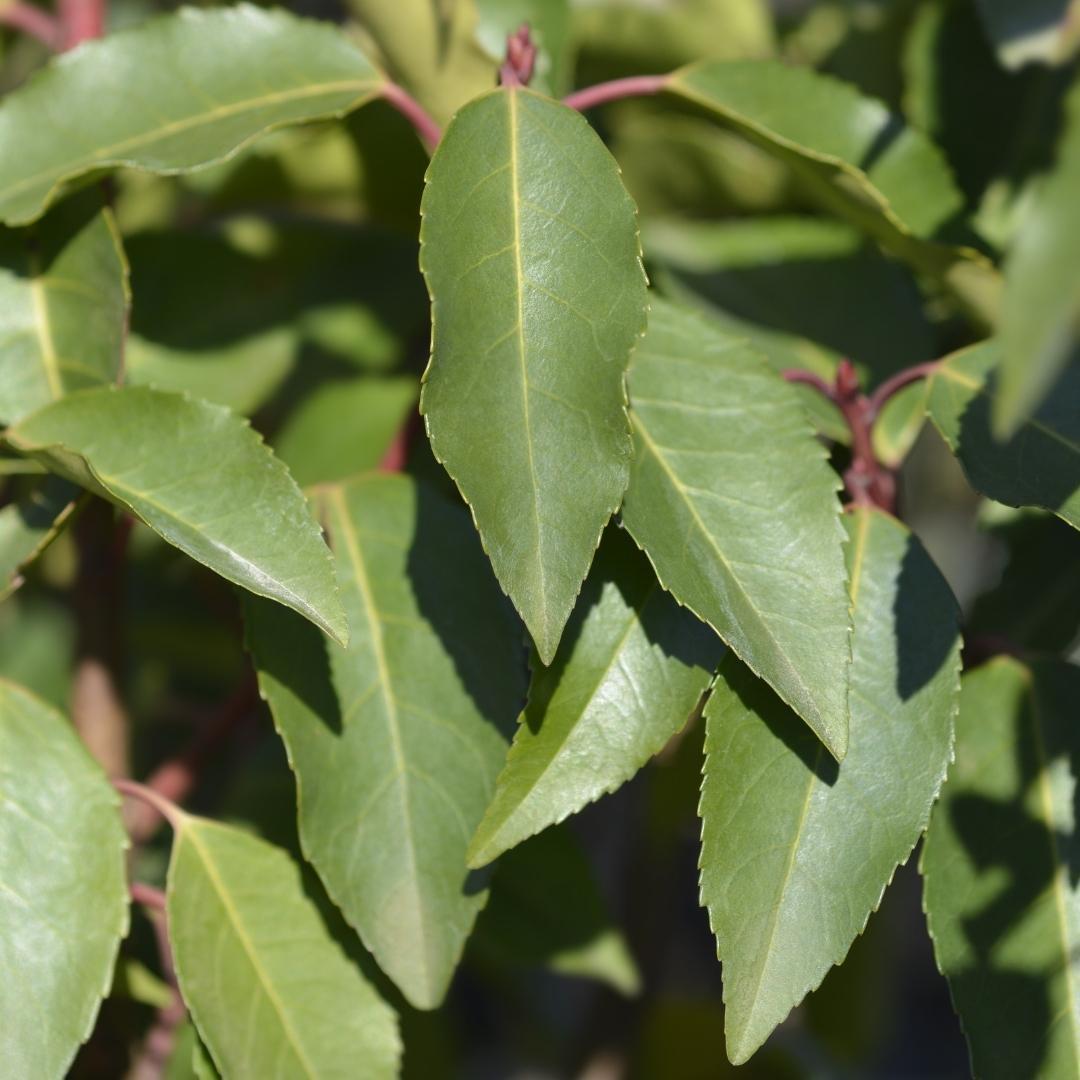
left=663, top=59, right=1000, bottom=327
left=5, top=386, right=347, bottom=643
left=699, top=509, right=960, bottom=1064
left=245, top=474, right=527, bottom=1008
left=622, top=297, right=851, bottom=759
left=927, top=341, right=1080, bottom=531
left=472, top=824, right=640, bottom=994
left=998, top=77, right=1080, bottom=434
left=0, top=679, right=128, bottom=1078
left=0, top=5, right=384, bottom=226
left=0, top=475, right=80, bottom=601
left=922, top=658, right=1080, bottom=1079
left=167, top=813, right=400, bottom=1079
left=468, top=525, right=721, bottom=866
left=969, top=507, right=1080, bottom=651
left=0, top=195, right=127, bottom=425
left=274, top=376, right=418, bottom=487
left=419, top=87, right=648, bottom=663
left=973, top=0, right=1080, bottom=69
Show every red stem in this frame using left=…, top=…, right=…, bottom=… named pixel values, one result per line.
left=867, top=361, right=940, bottom=419
left=0, top=1, right=59, bottom=47
left=564, top=75, right=669, bottom=112
left=381, top=82, right=441, bottom=152
left=130, top=881, right=166, bottom=912
left=114, top=778, right=183, bottom=829
left=783, top=369, right=837, bottom=402
left=57, top=0, right=102, bottom=48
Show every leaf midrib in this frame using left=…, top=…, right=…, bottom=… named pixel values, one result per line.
left=325, top=487, right=434, bottom=995
left=180, top=824, right=319, bottom=1080
left=0, top=78, right=379, bottom=208
left=631, top=411, right=828, bottom=739
left=506, top=89, right=548, bottom=645
left=27, top=251, right=61, bottom=401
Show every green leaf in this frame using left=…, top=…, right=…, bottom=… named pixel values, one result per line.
left=245, top=474, right=528, bottom=1008
left=167, top=813, right=400, bottom=1079
left=622, top=297, right=851, bottom=759
left=274, top=376, right=418, bottom=487
left=125, top=329, right=296, bottom=417
left=0, top=475, right=80, bottom=601
left=998, top=78, right=1080, bottom=434
left=974, top=0, right=1080, bottom=69
left=0, top=678, right=128, bottom=1078
left=663, top=59, right=1000, bottom=327
left=0, top=195, right=128, bottom=425
left=472, top=824, right=640, bottom=994
left=0, top=5, right=384, bottom=226
left=419, top=87, right=648, bottom=663
left=5, top=386, right=347, bottom=643
left=927, top=341, right=1080, bottom=531
left=922, top=657, right=1080, bottom=1079
left=872, top=379, right=929, bottom=469
left=468, top=525, right=722, bottom=866
left=699, top=508, right=960, bottom=1064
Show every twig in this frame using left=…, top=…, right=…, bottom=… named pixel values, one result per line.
left=114, top=779, right=184, bottom=830
left=57, top=0, right=102, bottom=49
left=564, top=75, right=668, bottom=113
left=0, top=1, right=59, bottom=47
left=130, top=881, right=166, bottom=912
left=381, top=82, right=441, bottom=151
left=867, top=360, right=940, bottom=419
left=782, top=368, right=837, bottom=402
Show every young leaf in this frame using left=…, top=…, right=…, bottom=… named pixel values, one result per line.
left=5, top=386, right=347, bottom=644
left=0, top=679, right=128, bottom=1078
left=473, top=824, right=640, bottom=995
left=998, top=77, right=1080, bottom=433
left=871, top=379, right=929, bottom=469
left=699, top=509, right=960, bottom=1064
left=0, top=5, right=384, bottom=225
left=0, top=476, right=81, bottom=601
left=167, top=814, right=400, bottom=1079
left=663, top=60, right=999, bottom=326
left=622, top=297, right=851, bottom=759
left=468, top=525, right=722, bottom=867
left=922, top=658, right=1080, bottom=1079
left=0, top=195, right=128, bottom=426
left=245, top=474, right=527, bottom=1008
left=927, top=341, right=1080, bottom=532
left=419, top=86, right=647, bottom=664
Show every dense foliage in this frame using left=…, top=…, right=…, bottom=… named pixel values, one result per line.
left=0, top=0, right=1078, bottom=1076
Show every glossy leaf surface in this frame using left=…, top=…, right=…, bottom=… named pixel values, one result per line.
left=699, top=509, right=959, bottom=1063
left=664, top=59, right=999, bottom=326
left=245, top=474, right=527, bottom=1007
left=622, top=297, right=851, bottom=759
left=927, top=342, right=1080, bottom=531
left=6, top=386, right=347, bottom=643
left=0, top=679, right=128, bottom=1078
left=0, top=5, right=383, bottom=225
left=999, top=78, right=1080, bottom=433
left=0, top=476, right=80, bottom=601
left=0, top=197, right=127, bottom=425
left=469, top=526, right=722, bottom=866
left=922, top=658, right=1080, bottom=1079
left=419, top=87, right=647, bottom=664
left=168, top=814, right=400, bottom=1079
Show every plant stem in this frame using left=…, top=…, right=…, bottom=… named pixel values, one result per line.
left=867, top=360, right=940, bottom=419
left=114, top=778, right=184, bottom=830
left=563, top=75, right=668, bottom=113
left=130, top=881, right=166, bottom=912
left=381, top=82, right=441, bottom=151
left=56, top=0, right=102, bottom=48
left=0, top=2, right=59, bottom=47
left=782, top=369, right=837, bottom=402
